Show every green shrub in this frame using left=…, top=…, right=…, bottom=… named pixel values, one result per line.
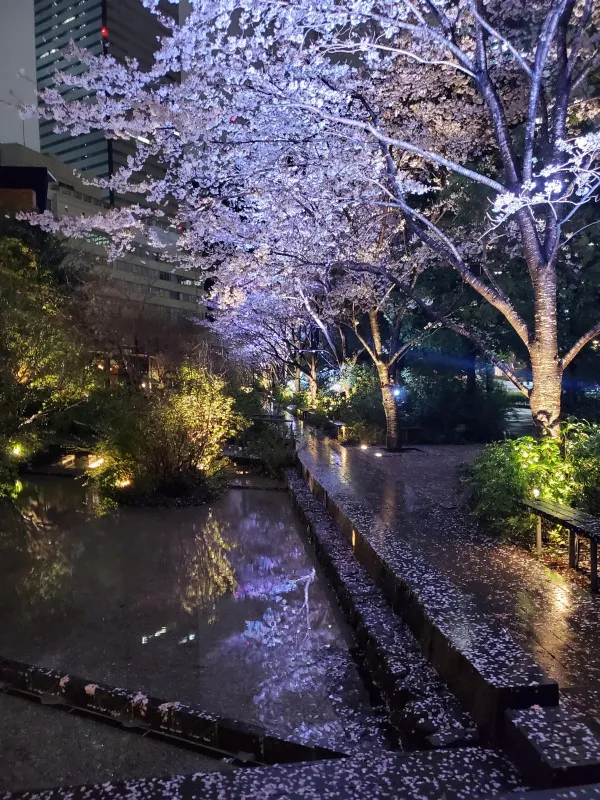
left=247, top=425, right=296, bottom=476
left=290, top=389, right=310, bottom=411
left=339, top=421, right=384, bottom=446
left=402, top=371, right=510, bottom=443
left=463, top=420, right=600, bottom=538
left=232, top=384, right=264, bottom=419
left=89, top=365, right=247, bottom=503
left=571, top=430, right=600, bottom=514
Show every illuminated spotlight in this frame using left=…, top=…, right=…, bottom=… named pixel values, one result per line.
left=88, top=455, right=105, bottom=469
left=360, top=444, right=368, bottom=450
left=11, top=444, right=22, bottom=457
left=374, top=452, right=383, bottom=458
left=115, top=478, right=131, bottom=488
left=393, top=387, right=401, bottom=397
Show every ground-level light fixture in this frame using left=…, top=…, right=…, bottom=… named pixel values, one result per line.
left=88, top=455, right=105, bottom=469
left=360, top=444, right=368, bottom=450
left=10, top=444, right=22, bottom=457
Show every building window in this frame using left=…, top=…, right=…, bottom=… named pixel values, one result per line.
left=169, top=290, right=181, bottom=301
left=159, top=271, right=171, bottom=282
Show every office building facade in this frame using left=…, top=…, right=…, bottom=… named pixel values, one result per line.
left=34, top=0, right=170, bottom=190
left=0, top=0, right=40, bottom=150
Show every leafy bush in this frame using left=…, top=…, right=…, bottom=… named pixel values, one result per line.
left=463, top=420, right=600, bottom=538
left=290, top=389, right=310, bottom=411
left=571, top=430, right=600, bottom=514
left=401, top=371, right=510, bottom=443
left=89, top=365, right=247, bottom=503
left=247, top=424, right=296, bottom=476
left=339, top=421, right=384, bottom=446
left=232, top=384, right=264, bottom=419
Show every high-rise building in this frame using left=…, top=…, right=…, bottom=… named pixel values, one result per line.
left=34, top=0, right=171, bottom=194
left=0, top=0, right=40, bottom=150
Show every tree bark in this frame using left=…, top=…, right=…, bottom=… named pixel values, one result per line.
left=530, top=359, right=562, bottom=438
left=529, top=266, right=562, bottom=438
left=308, top=355, right=318, bottom=407
left=377, top=363, right=401, bottom=451
left=295, top=366, right=301, bottom=394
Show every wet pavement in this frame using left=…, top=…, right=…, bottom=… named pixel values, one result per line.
left=296, top=431, right=600, bottom=724
left=0, top=692, right=233, bottom=793
left=0, top=478, right=390, bottom=793
left=3, top=748, right=524, bottom=800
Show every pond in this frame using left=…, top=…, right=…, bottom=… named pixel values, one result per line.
left=0, top=477, right=391, bottom=791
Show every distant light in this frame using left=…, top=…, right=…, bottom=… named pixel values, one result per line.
left=101, top=25, right=109, bottom=38
left=115, top=478, right=131, bottom=488
left=360, top=444, right=368, bottom=450
left=141, top=382, right=147, bottom=388
left=393, top=387, right=401, bottom=397
left=374, top=452, right=383, bottom=458
left=11, top=444, right=22, bottom=457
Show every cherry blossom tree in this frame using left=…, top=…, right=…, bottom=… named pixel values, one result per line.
left=25, top=0, right=600, bottom=437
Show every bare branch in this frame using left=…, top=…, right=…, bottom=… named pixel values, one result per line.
left=562, top=321, right=600, bottom=368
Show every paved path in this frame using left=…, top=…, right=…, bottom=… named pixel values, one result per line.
left=297, top=431, right=600, bottom=724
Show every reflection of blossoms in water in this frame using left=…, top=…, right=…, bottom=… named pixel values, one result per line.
left=176, top=511, right=237, bottom=616
left=240, top=570, right=315, bottom=648
left=215, top=561, right=347, bottom=745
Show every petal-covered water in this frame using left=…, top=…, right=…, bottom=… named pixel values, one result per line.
left=0, top=477, right=389, bottom=754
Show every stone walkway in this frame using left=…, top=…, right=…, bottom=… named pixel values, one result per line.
left=296, top=431, right=600, bottom=724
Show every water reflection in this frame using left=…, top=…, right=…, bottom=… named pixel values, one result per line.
left=0, top=477, right=384, bottom=749
left=174, top=512, right=237, bottom=616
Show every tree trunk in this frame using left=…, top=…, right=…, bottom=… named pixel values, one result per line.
left=295, top=366, right=301, bottom=394
left=529, top=359, right=562, bottom=438
left=466, top=343, right=477, bottom=395
left=309, top=355, right=318, bottom=407
left=529, top=267, right=562, bottom=438
left=377, top=363, right=401, bottom=451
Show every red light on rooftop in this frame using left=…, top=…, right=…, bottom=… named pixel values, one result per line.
left=101, top=26, right=109, bottom=38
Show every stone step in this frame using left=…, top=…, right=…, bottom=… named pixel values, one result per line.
left=297, top=456, right=559, bottom=741
left=287, top=471, right=478, bottom=749
left=505, top=706, right=600, bottom=789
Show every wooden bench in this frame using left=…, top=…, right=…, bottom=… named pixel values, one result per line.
left=521, top=498, right=600, bottom=593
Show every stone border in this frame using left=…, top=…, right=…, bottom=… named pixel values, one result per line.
left=296, top=453, right=559, bottom=741
left=286, top=470, right=478, bottom=750
left=0, top=658, right=345, bottom=766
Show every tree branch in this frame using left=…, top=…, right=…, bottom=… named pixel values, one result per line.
left=562, top=321, right=600, bottom=368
